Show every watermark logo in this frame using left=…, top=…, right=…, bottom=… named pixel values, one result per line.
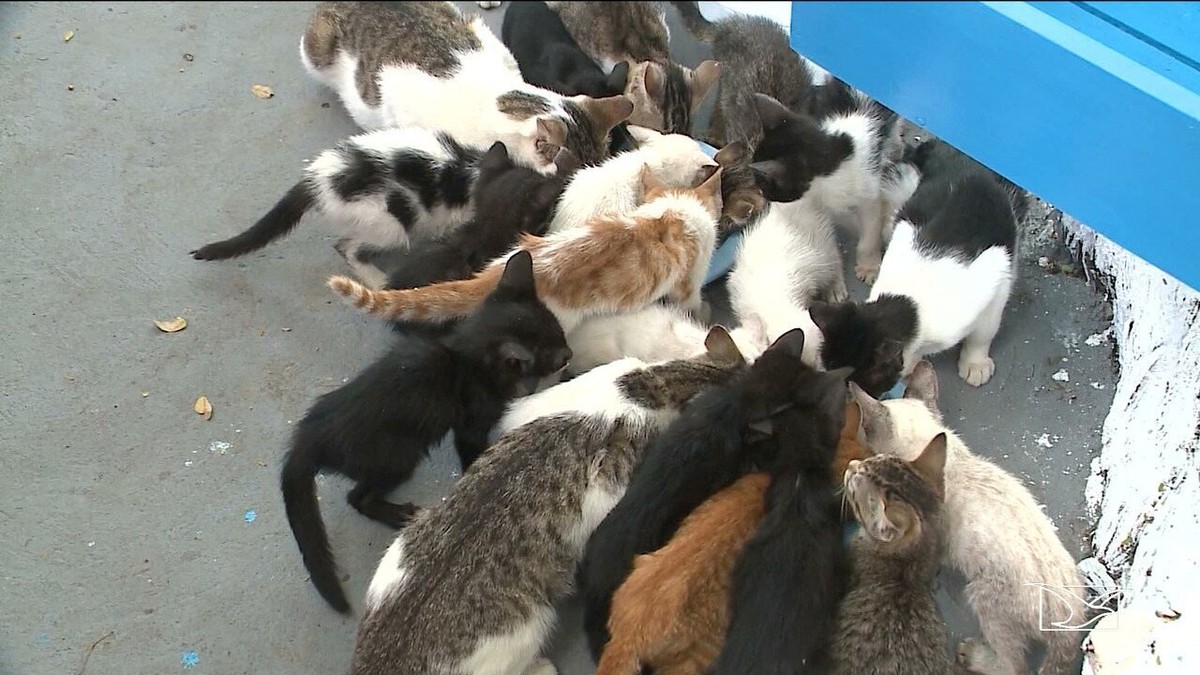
left=1028, top=583, right=1125, bottom=632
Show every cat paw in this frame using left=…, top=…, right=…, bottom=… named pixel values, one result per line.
left=958, top=356, right=995, bottom=387
left=476, top=0, right=502, bottom=8
left=522, top=657, right=558, bottom=675
left=955, top=637, right=996, bottom=673
left=825, top=279, right=849, bottom=303
left=854, top=260, right=880, bottom=284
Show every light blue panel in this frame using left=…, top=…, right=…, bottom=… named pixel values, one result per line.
left=1080, top=2, right=1200, bottom=66
left=789, top=1, right=1200, bottom=291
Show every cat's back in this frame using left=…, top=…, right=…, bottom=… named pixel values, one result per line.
left=712, top=15, right=809, bottom=109
left=566, top=305, right=709, bottom=374
left=496, top=357, right=648, bottom=435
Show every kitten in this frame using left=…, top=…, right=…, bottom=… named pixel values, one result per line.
left=502, top=1, right=630, bottom=99
left=595, top=403, right=868, bottom=675
left=708, top=366, right=851, bottom=675
left=301, top=2, right=632, bottom=171
left=808, top=139, right=1020, bottom=392
left=279, top=251, right=571, bottom=614
left=327, top=165, right=724, bottom=335
left=709, top=140, right=768, bottom=236
left=546, top=2, right=720, bottom=135
left=670, top=3, right=811, bottom=148
left=190, top=127, right=481, bottom=262
left=579, top=328, right=854, bottom=658
left=851, top=360, right=1086, bottom=675
left=751, top=90, right=917, bottom=283
left=356, top=142, right=580, bottom=291
left=727, top=196, right=847, bottom=368
left=830, top=433, right=952, bottom=675
left=349, top=328, right=748, bottom=675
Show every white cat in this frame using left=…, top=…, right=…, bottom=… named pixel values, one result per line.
left=851, top=361, right=1085, bottom=675
left=546, top=126, right=718, bottom=233
left=300, top=2, right=631, bottom=173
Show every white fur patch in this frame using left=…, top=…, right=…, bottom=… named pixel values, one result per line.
left=456, top=604, right=557, bottom=675
left=364, top=536, right=409, bottom=613
left=494, top=358, right=648, bottom=438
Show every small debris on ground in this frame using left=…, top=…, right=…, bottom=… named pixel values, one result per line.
left=1052, top=369, right=1070, bottom=382
left=154, top=317, right=187, bottom=333
left=250, top=84, right=274, bottom=99
left=63, top=30, right=74, bottom=42
left=181, top=649, right=200, bottom=669
left=183, top=53, right=194, bottom=62
left=193, top=396, right=213, bottom=421
left=66, top=83, right=74, bottom=91
left=244, top=510, right=257, bottom=523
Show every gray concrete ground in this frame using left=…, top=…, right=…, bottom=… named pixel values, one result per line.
left=0, top=2, right=1115, bottom=674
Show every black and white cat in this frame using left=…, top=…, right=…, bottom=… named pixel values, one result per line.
left=301, top=2, right=632, bottom=172
left=280, top=251, right=571, bottom=614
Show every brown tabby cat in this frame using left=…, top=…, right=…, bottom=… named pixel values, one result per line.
left=830, top=433, right=953, bottom=675
left=594, top=403, right=872, bottom=675
left=328, top=165, right=723, bottom=334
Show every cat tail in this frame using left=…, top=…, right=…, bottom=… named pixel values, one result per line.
left=593, top=636, right=643, bottom=675
left=328, top=265, right=500, bottom=321
left=191, top=181, right=316, bottom=260
left=280, top=437, right=350, bottom=614
left=670, top=1, right=717, bottom=42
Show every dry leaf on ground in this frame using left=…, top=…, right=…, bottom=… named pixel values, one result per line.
left=153, top=317, right=187, bottom=333
left=250, top=84, right=274, bottom=99
left=194, top=396, right=213, bottom=421
left=63, top=30, right=74, bottom=42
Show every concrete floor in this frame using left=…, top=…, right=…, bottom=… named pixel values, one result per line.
left=0, top=2, right=1115, bottom=674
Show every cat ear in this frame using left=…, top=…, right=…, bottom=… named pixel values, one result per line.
left=642, top=61, right=665, bottom=100
left=692, top=166, right=724, bottom=215
left=820, top=367, right=853, bottom=428
left=497, top=250, right=536, bottom=298
left=703, top=325, right=746, bottom=367
left=746, top=417, right=774, bottom=439
left=903, top=360, right=940, bottom=414
left=753, top=93, right=793, bottom=132
left=639, top=164, right=669, bottom=202
left=766, top=327, right=806, bottom=359
left=807, top=300, right=839, bottom=337
left=606, top=61, right=632, bottom=94
left=843, top=399, right=863, bottom=439
left=848, top=381, right=888, bottom=443
left=910, top=432, right=948, bottom=500
left=626, top=125, right=660, bottom=145
left=497, top=340, right=535, bottom=376
left=480, top=141, right=510, bottom=171
left=579, top=95, right=635, bottom=133
left=688, top=60, right=721, bottom=110
left=714, top=141, right=747, bottom=167
left=552, top=147, right=582, bottom=177
left=535, top=117, right=567, bottom=159
left=749, top=160, right=788, bottom=191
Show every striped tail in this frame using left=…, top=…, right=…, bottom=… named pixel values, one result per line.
left=327, top=266, right=501, bottom=322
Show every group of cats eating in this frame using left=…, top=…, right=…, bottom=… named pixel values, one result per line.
left=191, top=2, right=1086, bottom=674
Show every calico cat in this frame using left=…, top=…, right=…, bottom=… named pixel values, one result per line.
left=830, top=433, right=952, bottom=675
left=594, top=403, right=869, bottom=675
left=708, top=366, right=851, bottom=675
left=349, top=328, right=749, bottom=675
left=327, top=165, right=724, bottom=335
left=280, top=251, right=571, bottom=614
left=190, top=126, right=481, bottom=262
left=578, top=328, right=854, bottom=658
left=727, top=196, right=847, bottom=368
left=750, top=91, right=917, bottom=283
left=808, top=138, right=1021, bottom=391
left=301, top=2, right=632, bottom=171
left=851, top=360, right=1086, bottom=675
left=354, top=141, right=580, bottom=291
left=502, top=1, right=630, bottom=99
left=671, top=2, right=812, bottom=147
left=546, top=1, right=721, bottom=135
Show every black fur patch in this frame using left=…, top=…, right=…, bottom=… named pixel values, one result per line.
left=392, top=154, right=439, bottom=209
left=330, top=146, right=390, bottom=200
left=750, top=96, right=854, bottom=202
left=501, top=0, right=621, bottom=99
left=810, top=295, right=919, bottom=398
left=385, top=191, right=417, bottom=229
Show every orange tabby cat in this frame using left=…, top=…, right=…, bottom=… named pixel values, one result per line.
left=596, top=402, right=872, bottom=675
left=328, top=166, right=723, bottom=335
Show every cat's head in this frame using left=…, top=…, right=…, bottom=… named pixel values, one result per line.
left=739, top=329, right=855, bottom=466
left=623, top=60, right=721, bottom=135
left=713, top=141, right=767, bottom=233
left=749, top=93, right=854, bottom=202
left=559, top=94, right=636, bottom=166
left=638, top=163, right=723, bottom=221
left=627, top=125, right=720, bottom=188
left=843, top=432, right=946, bottom=551
left=809, top=295, right=918, bottom=398
left=847, top=360, right=952, bottom=461
left=451, top=250, right=572, bottom=396
left=474, top=142, right=579, bottom=238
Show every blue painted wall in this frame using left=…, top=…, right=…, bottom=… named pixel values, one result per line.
left=788, top=1, right=1200, bottom=290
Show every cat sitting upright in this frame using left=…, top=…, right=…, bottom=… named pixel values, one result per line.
left=280, top=251, right=571, bottom=614
left=328, top=165, right=724, bottom=335
left=809, top=137, right=1023, bottom=391
left=301, top=1, right=632, bottom=172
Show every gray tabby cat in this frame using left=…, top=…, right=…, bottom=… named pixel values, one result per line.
left=852, top=361, right=1086, bottom=675
left=350, top=328, right=748, bottom=675
left=547, top=1, right=720, bottom=135
left=302, top=2, right=632, bottom=172
left=670, top=1, right=814, bottom=147
left=831, top=433, right=953, bottom=675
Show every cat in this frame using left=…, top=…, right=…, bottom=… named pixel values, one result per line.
left=349, top=328, right=748, bottom=675
left=670, top=2, right=813, bottom=149
left=808, top=138, right=1021, bottom=391
left=851, top=360, right=1086, bottom=675
left=578, top=327, right=854, bottom=658
left=190, top=126, right=481, bottom=262
left=301, top=2, right=632, bottom=172
left=327, top=165, right=724, bottom=335
left=594, top=403, right=869, bottom=675
left=707, top=364, right=852, bottom=675
left=353, top=141, right=580, bottom=291
left=279, top=251, right=571, bottom=614
left=546, top=1, right=721, bottom=135
left=502, top=1, right=630, bottom=100
left=727, top=195, right=847, bottom=368
left=829, top=433, right=952, bottom=675
left=750, top=90, right=917, bottom=283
